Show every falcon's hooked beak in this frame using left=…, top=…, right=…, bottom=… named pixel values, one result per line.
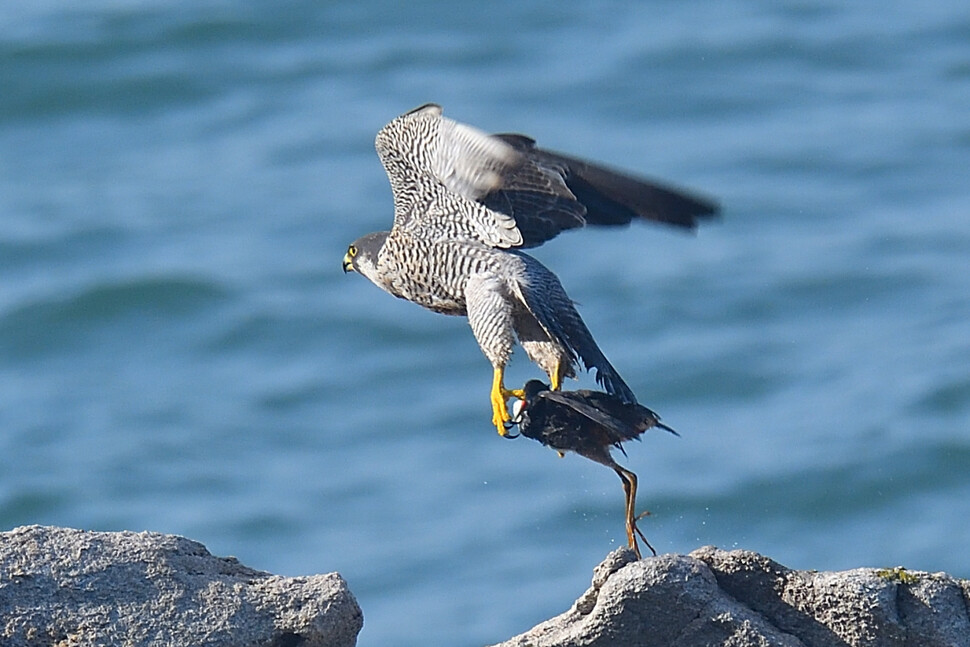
left=342, top=246, right=356, bottom=273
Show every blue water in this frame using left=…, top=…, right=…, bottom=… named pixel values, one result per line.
left=2, top=1, right=970, bottom=644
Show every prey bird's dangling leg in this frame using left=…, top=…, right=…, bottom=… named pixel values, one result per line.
left=616, top=466, right=655, bottom=558
left=632, top=511, right=655, bottom=558
left=617, top=468, right=640, bottom=559
left=490, top=367, right=525, bottom=436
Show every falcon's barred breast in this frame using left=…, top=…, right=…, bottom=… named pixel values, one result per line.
left=342, top=103, right=718, bottom=434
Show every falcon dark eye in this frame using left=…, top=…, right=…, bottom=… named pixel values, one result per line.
left=348, top=245, right=357, bottom=257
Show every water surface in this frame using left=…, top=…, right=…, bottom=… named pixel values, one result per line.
left=2, top=2, right=970, bottom=645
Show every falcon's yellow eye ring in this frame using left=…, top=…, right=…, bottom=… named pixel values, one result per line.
left=348, top=245, right=358, bottom=257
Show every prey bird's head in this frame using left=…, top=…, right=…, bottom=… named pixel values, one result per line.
left=522, top=380, right=551, bottom=402
left=342, top=231, right=389, bottom=284
left=510, top=380, right=551, bottom=426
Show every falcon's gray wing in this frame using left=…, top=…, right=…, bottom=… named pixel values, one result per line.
left=374, top=103, right=718, bottom=250
left=375, top=103, right=525, bottom=247
left=486, top=133, right=719, bottom=247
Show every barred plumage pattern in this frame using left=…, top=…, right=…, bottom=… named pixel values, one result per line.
left=345, top=103, right=719, bottom=417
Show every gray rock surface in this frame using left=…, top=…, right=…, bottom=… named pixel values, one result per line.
left=0, top=525, right=362, bottom=647
left=493, top=545, right=970, bottom=647
left=6, top=525, right=970, bottom=647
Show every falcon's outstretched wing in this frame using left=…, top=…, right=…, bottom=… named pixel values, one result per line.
left=374, top=104, right=718, bottom=251
left=375, top=103, right=525, bottom=248
left=488, top=133, right=719, bottom=247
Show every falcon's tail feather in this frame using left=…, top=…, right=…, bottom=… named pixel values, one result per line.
left=570, top=331, right=637, bottom=405
left=512, top=252, right=638, bottom=405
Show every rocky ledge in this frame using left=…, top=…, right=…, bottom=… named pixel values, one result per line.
left=3, top=526, right=969, bottom=647
left=494, top=545, right=970, bottom=647
left=0, top=525, right=362, bottom=647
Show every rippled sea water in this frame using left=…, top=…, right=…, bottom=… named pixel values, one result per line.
left=2, top=2, right=970, bottom=645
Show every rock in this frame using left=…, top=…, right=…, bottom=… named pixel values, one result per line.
left=0, top=525, right=362, bottom=647
left=492, top=545, right=970, bottom=647
left=6, top=525, right=969, bottom=647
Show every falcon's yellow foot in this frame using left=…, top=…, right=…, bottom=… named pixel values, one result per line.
left=491, top=393, right=511, bottom=436
left=490, top=368, right=525, bottom=436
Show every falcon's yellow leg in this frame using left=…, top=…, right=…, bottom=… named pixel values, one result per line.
left=491, top=367, right=525, bottom=436
left=550, top=359, right=565, bottom=391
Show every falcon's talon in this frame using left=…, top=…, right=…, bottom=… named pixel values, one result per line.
left=490, top=367, right=516, bottom=435
left=491, top=393, right=512, bottom=435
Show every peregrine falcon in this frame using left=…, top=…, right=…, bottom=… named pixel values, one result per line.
left=342, top=104, right=717, bottom=435
left=510, top=379, right=678, bottom=558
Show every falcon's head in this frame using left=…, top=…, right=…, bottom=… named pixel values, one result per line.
left=342, top=231, right=389, bottom=284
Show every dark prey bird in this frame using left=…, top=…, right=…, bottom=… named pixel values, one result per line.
left=342, top=104, right=718, bottom=435
left=510, top=379, right=678, bottom=558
